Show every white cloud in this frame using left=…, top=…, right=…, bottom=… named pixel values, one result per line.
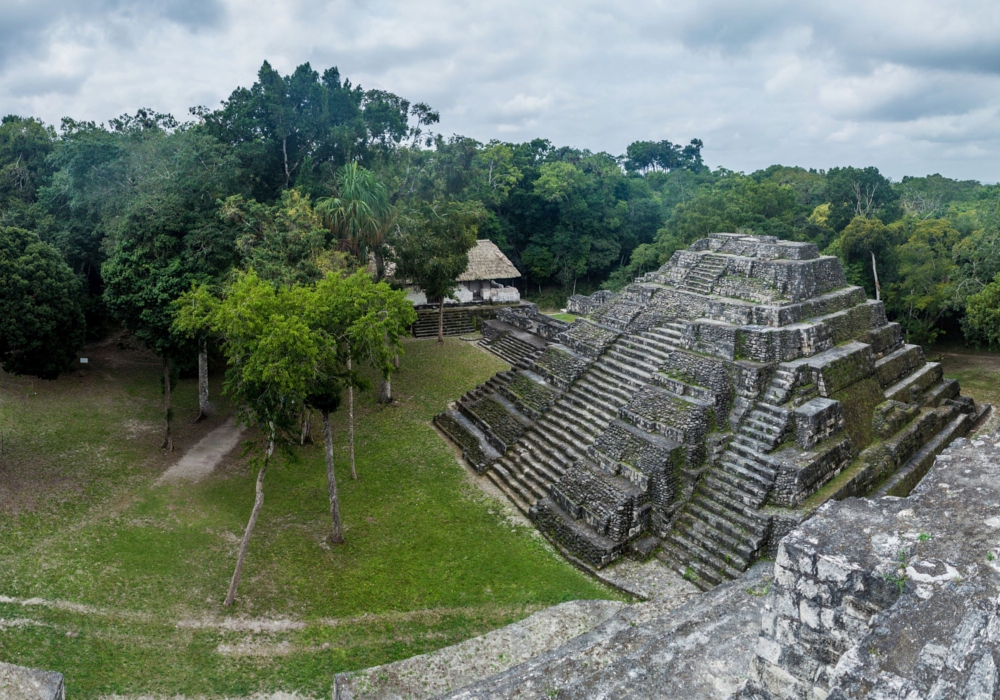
left=1, top=0, right=999, bottom=181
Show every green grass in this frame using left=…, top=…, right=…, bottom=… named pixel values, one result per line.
left=0, top=338, right=617, bottom=698
left=545, top=312, right=579, bottom=323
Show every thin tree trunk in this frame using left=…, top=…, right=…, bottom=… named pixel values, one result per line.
left=438, top=297, right=445, bottom=343
left=348, top=356, right=356, bottom=480
left=393, top=352, right=400, bottom=370
left=300, top=409, right=312, bottom=445
left=871, top=251, right=881, bottom=302
left=195, top=339, right=209, bottom=423
left=379, top=375, right=391, bottom=404
left=224, top=429, right=274, bottom=606
left=374, top=249, right=386, bottom=281
left=323, top=410, right=344, bottom=545
left=161, top=357, right=173, bottom=451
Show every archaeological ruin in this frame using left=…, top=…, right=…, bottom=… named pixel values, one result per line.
left=435, top=233, right=988, bottom=589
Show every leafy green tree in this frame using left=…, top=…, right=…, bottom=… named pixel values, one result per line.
left=829, top=216, right=899, bottom=301
left=885, top=217, right=962, bottom=343
left=393, top=199, right=480, bottom=342
left=964, top=273, right=1000, bottom=349
left=623, top=138, right=704, bottom=174
left=0, top=115, right=56, bottom=227
left=0, top=226, right=85, bottom=378
left=825, top=166, right=900, bottom=231
left=197, top=62, right=412, bottom=203
left=176, top=271, right=328, bottom=604
left=101, top=122, right=241, bottom=447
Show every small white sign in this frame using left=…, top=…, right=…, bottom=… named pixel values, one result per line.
left=79, top=358, right=88, bottom=364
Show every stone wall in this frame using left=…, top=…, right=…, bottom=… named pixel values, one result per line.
left=496, top=304, right=569, bottom=340
left=741, top=430, right=1000, bottom=700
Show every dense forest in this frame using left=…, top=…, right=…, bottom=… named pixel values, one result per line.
left=3, top=59, right=1000, bottom=376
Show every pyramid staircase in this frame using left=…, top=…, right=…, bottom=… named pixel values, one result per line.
left=682, top=254, right=727, bottom=295
left=661, top=366, right=797, bottom=589
left=480, top=332, right=545, bottom=368
left=486, top=331, right=679, bottom=514
left=411, top=307, right=476, bottom=337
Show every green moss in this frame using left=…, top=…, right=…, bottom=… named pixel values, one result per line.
left=830, top=375, right=884, bottom=452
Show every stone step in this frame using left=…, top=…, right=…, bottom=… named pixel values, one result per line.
left=702, top=475, right=767, bottom=509
left=676, top=513, right=753, bottom=568
left=547, top=406, right=602, bottom=441
left=609, top=346, right=665, bottom=372
left=619, top=338, right=672, bottom=365
left=488, top=461, right=534, bottom=511
left=567, top=383, right=621, bottom=419
left=593, top=360, right=648, bottom=390
left=661, top=532, right=743, bottom=587
left=689, top=495, right=768, bottom=538
left=513, top=442, right=564, bottom=485
left=521, top=430, right=574, bottom=470
left=602, top=352, right=656, bottom=383
left=705, top=468, right=770, bottom=502
left=584, top=368, right=636, bottom=403
left=718, top=456, right=775, bottom=490
left=732, top=433, right=773, bottom=454
left=688, top=501, right=767, bottom=544
left=658, top=543, right=717, bottom=591
left=551, top=401, right=607, bottom=435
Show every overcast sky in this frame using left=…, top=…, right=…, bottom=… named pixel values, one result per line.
left=2, top=0, right=999, bottom=182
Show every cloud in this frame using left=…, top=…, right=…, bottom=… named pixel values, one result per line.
left=0, top=0, right=998, bottom=181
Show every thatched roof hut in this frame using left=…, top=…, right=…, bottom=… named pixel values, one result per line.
left=457, top=240, right=521, bottom=282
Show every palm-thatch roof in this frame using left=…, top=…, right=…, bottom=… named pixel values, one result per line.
left=457, top=240, right=521, bottom=282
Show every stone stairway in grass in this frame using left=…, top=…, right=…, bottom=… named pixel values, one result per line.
left=661, top=366, right=797, bottom=590
left=486, top=331, right=680, bottom=514
left=411, top=307, right=476, bottom=337
left=682, top=254, right=727, bottom=295
left=479, top=331, right=545, bottom=368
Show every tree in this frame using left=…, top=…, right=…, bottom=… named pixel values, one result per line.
left=885, top=217, right=962, bottom=344
left=316, top=163, right=394, bottom=279
left=393, top=200, right=480, bottom=342
left=176, top=272, right=326, bottom=605
left=0, top=226, right=85, bottom=378
left=622, top=138, right=704, bottom=174
left=196, top=62, right=412, bottom=203
left=964, top=273, right=1000, bottom=349
left=829, top=216, right=899, bottom=301
left=825, top=166, right=900, bottom=231
left=102, top=123, right=241, bottom=447
left=306, top=270, right=414, bottom=538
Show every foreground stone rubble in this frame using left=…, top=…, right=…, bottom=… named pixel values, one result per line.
left=339, top=431, right=1000, bottom=699
left=437, top=233, right=986, bottom=586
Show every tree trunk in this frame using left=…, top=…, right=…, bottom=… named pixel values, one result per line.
left=374, top=249, right=386, bottom=281
left=438, top=297, right=445, bottom=343
left=379, top=375, right=391, bottom=404
left=300, top=409, right=312, bottom=445
left=393, top=352, right=400, bottom=370
left=224, top=429, right=274, bottom=606
left=348, top=356, right=357, bottom=480
left=161, top=357, right=173, bottom=451
left=871, top=251, right=881, bottom=302
left=323, top=410, right=344, bottom=545
left=195, top=340, right=209, bottom=423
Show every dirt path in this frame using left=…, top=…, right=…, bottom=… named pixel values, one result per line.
left=157, top=418, right=245, bottom=484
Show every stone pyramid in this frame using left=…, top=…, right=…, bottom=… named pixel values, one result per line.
left=435, top=233, right=987, bottom=589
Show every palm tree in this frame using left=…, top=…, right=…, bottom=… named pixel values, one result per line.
left=316, top=163, right=395, bottom=280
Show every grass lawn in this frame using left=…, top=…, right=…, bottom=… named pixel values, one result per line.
left=0, top=336, right=617, bottom=699
left=926, top=342, right=1000, bottom=434
left=545, top=312, right=578, bottom=323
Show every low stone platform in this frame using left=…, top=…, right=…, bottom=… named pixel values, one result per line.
left=0, top=662, right=64, bottom=700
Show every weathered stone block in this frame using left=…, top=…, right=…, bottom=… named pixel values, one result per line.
left=794, top=398, right=845, bottom=450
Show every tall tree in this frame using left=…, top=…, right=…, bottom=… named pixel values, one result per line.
left=101, top=120, right=241, bottom=447
left=197, top=62, right=412, bottom=203
left=393, top=199, right=481, bottom=342
left=0, top=226, right=85, bottom=378
left=176, top=272, right=325, bottom=605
